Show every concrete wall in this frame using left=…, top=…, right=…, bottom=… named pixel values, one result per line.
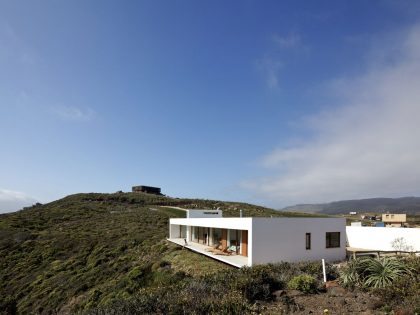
left=170, top=217, right=252, bottom=230
left=186, top=209, right=223, bottom=218
left=346, top=226, right=420, bottom=251
left=170, top=224, right=180, bottom=239
left=170, top=217, right=346, bottom=266
left=251, top=218, right=346, bottom=264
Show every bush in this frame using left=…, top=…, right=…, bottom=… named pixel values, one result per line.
left=363, top=257, right=412, bottom=288
left=339, top=259, right=364, bottom=288
left=235, top=265, right=284, bottom=301
left=339, top=257, right=413, bottom=289
left=373, top=256, right=420, bottom=313
left=287, top=274, right=318, bottom=293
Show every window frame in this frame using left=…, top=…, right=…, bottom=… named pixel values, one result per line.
left=305, top=233, right=311, bottom=250
left=326, top=232, right=341, bottom=248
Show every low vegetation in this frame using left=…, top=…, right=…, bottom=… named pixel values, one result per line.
left=287, top=274, right=318, bottom=294
left=0, top=192, right=325, bottom=314
left=339, top=256, right=420, bottom=313
left=84, top=262, right=337, bottom=315
left=1, top=192, right=418, bottom=314
left=339, top=257, right=413, bottom=289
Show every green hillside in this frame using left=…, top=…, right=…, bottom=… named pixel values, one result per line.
left=0, top=192, right=324, bottom=314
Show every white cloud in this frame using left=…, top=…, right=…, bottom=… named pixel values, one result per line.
left=257, top=56, right=283, bottom=89
left=257, top=32, right=303, bottom=89
left=50, top=105, right=95, bottom=122
left=0, top=189, right=37, bottom=213
left=246, top=25, right=420, bottom=207
left=272, top=32, right=301, bottom=49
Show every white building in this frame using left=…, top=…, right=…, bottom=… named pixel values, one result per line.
left=346, top=226, right=420, bottom=252
left=168, top=211, right=346, bottom=267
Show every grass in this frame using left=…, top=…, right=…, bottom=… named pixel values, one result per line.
left=0, top=192, right=324, bottom=314
left=1, top=192, right=418, bottom=314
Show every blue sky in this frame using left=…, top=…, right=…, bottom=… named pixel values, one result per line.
left=2, top=1, right=420, bottom=212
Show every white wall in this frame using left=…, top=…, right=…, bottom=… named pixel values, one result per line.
left=170, top=217, right=252, bottom=230
left=169, top=217, right=346, bottom=266
left=170, top=224, right=180, bottom=238
left=187, top=209, right=223, bottom=218
left=251, top=218, right=346, bottom=264
left=346, top=226, right=420, bottom=251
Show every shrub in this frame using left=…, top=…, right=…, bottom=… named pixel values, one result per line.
left=373, top=257, right=420, bottom=312
left=339, top=259, right=364, bottom=288
left=287, top=274, right=318, bottom=293
left=235, top=265, right=284, bottom=301
left=362, top=257, right=412, bottom=288
left=339, top=257, right=413, bottom=289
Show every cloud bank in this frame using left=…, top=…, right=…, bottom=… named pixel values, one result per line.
left=0, top=189, right=38, bottom=213
left=246, top=25, right=420, bottom=207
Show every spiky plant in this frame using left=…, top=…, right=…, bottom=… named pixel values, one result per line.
left=339, top=257, right=413, bottom=289
left=339, top=258, right=364, bottom=287
left=362, top=257, right=413, bottom=288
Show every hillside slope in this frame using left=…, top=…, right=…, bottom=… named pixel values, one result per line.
left=281, top=196, right=420, bottom=214
left=0, top=192, right=323, bottom=314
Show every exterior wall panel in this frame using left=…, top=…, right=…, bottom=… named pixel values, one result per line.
left=251, top=218, right=346, bottom=264
left=346, top=226, right=420, bottom=251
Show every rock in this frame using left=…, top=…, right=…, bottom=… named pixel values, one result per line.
left=287, top=289, right=304, bottom=297
left=367, top=299, right=384, bottom=310
left=326, top=280, right=339, bottom=288
left=327, top=286, right=347, bottom=297
left=272, top=290, right=286, bottom=299
left=338, top=298, right=347, bottom=306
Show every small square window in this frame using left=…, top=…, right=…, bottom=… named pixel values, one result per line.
left=326, top=232, right=340, bottom=248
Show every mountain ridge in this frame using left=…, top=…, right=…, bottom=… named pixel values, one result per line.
left=281, top=196, right=420, bottom=214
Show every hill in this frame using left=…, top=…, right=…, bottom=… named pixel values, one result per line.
left=0, top=192, right=324, bottom=314
left=281, top=197, right=420, bottom=215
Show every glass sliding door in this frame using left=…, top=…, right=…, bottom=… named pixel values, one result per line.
left=192, top=226, right=198, bottom=243
left=212, top=228, right=222, bottom=246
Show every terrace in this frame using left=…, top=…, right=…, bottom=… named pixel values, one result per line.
left=168, top=238, right=249, bottom=268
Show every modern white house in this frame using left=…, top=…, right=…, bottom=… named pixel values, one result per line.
left=168, top=210, right=346, bottom=267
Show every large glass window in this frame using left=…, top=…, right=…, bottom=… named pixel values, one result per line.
left=180, top=226, right=187, bottom=239
left=212, top=228, right=222, bottom=246
left=198, top=227, right=209, bottom=245
left=326, top=232, right=340, bottom=248
left=192, top=226, right=198, bottom=243
left=228, top=229, right=241, bottom=253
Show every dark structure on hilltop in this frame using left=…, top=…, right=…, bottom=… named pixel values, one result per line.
left=132, top=185, right=162, bottom=195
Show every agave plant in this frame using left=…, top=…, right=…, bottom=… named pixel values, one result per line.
left=339, top=257, right=413, bottom=289
left=362, top=257, right=413, bottom=288
left=339, top=258, right=365, bottom=287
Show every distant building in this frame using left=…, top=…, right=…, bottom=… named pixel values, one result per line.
left=132, top=185, right=162, bottom=195
left=382, top=213, right=407, bottom=227
left=349, top=211, right=357, bottom=215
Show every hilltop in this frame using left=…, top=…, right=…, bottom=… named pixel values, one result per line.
left=0, top=192, right=324, bottom=314
left=281, top=196, right=420, bottom=215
